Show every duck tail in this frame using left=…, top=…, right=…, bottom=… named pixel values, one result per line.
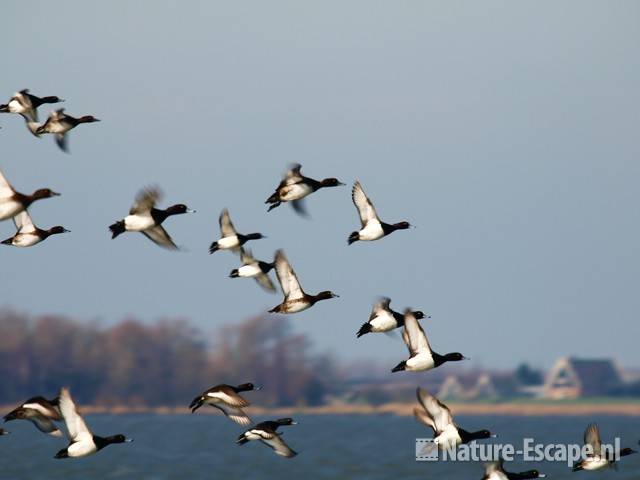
left=1, top=237, right=12, bottom=245
left=189, top=396, right=204, bottom=413
left=348, top=232, right=359, bottom=245
left=0, top=104, right=8, bottom=113
left=209, top=241, right=219, bottom=254
left=356, top=323, right=371, bottom=338
left=267, top=201, right=281, bottom=212
left=109, top=220, right=126, bottom=239
left=229, top=269, right=239, bottom=278
left=236, top=436, right=249, bottom=445
left=268, top=304, right=281, bottom=314
left=391, top=360, right=407, bottom=373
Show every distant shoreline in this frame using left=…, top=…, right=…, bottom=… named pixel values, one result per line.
left=5, top=402, right=639, bottom=416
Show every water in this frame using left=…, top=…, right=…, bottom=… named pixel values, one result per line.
left=1, top=414, right=638, bottom=479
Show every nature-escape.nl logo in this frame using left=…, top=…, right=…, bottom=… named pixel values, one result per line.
left=415, top=438, right=623, bottom=467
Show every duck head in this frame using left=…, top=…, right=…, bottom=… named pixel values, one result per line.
left=316, top=290, right=339, bottom=301
left=48, top=226, right=70, bottom=235
left=236, top=383, right=261, bottom=392
left=166, top=204, right=195, bottom=215
left=320, top=178, right=345, bottom=187
left=32, top=188, right=60, bottom=200
left=276, top=418, right=297, bottom=426
left=78, top=115, right=100, bottom=123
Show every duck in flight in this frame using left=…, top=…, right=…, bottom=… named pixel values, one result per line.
left=482, top=458, right=546, bottom=479
left=55, top=387, right=132, bottom=459
left=414, top=387, right=495, bottom=453
left=392, top=310, right=466, bottom=372
left=1, top=210, right=69, bottom=247
left=229, top=248, right=276, bottom=292
left=357, top=297, right=428, bottom=337
left=190, top=382, right=260, bottom=426
left=269, top=249, right=338, bottom=314
left=265, top=163, right=344, bottom=216
left=572, top=423, right=636, bottom=471
left=237, top=418, right=298, bottom=458
left=3, top=396, right=62, bottom=437
left=0, top=168, right=59, bottom=221
left=36, top=108, right=99, bottom=152
left=0, top=89, right=63, bottom=135
left=348, top=181, right=411, bottom=245
left=109, top=187, right=194, bottom=250
left=209, top=209, right=265, bottom=254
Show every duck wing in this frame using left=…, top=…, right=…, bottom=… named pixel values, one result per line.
left=206, top=386, right=250, bottom=408
left=254, top=272, right=276, bottom=292
left=282, top=163, right=304, bottom=186
left=0, top=169, right=15, bottom=198
left=55, top=133, right=68, bottom=152
left=129, top=187, right=161, bottom=214
left=240, top=247, right=256, bottom=265
left=58, top=387, right=92, bottom=443
left=352, top=181, right=380, bottom=227
left=142, top=225, right=178, bottom=250
left=260, top=433, right=297, bottom=458
left=369, top=297, right=392, bottom=321
left=274, top=250, right=304, bottom=300
left=416, top=387, right=454, bottom=435
left=13, top=211, right=36, bottom=234
left=290, top=198, right=309, bottom=217
left=22, top=397, right=61, bottom=420
left=219, top=208, right=237, bottom=238
left=214, top=404, right=252, bottom=426
left=584, top=423, right=602, bottom=455
left=402, top=311, right=432, bottom=357
left=483, top=459, right=507, bottom=479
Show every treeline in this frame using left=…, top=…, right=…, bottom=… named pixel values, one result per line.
left=0, top=310, right=343, bottom=407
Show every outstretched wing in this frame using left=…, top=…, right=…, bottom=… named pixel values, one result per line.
left=282, top=163, right=304, bottom=186
left=254, top=273, right=276, bottom=292
left=483, top=460, right=506, bottom=479
left=352, top=181, right=379, bottom=227
left=0, top=169, right=15, bottom=198
left=55, top=134, right=68, bottom=152
left=402, top=311, right=432, bottom=357
left=261, top=433, right=297, bottom=458
left=219, top=209, right=237, bottom=238
left=584, top=423, right=602, bottom=455
left=369, top=297, right=392, bottom=321
left=142, top=225, right=178, bottom=250
left=58, top=387, right=92, bottom=443
left=240, top=247, right=255, bottom=265
left=416, top=387, right=454, bottom=435
left=274, top=249, right=304, bottom=300
left=13, top=211, right=36, bottom=234
left=130, top=187, right=161, bottom=214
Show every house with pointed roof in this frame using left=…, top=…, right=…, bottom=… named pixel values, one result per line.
left=543, top=357, right=623, bottom=399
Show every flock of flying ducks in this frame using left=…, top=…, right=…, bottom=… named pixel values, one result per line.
left=1, top=88, right=638, bottom=475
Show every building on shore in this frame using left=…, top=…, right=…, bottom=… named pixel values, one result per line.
left=542, top=357, right=623, bottom=399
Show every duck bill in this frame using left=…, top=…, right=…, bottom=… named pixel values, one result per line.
left=124, top=437, right=134, bottom=443
left=186, top=208, right=196, bottom=213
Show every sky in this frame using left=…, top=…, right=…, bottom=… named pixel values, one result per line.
left=1, top=1, right=639, bottom=369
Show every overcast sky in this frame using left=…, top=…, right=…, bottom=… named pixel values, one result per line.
left=1, top=1, right=639, bottom=369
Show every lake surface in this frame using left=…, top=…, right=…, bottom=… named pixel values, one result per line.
left=1, top=414, right=638, bottom=479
